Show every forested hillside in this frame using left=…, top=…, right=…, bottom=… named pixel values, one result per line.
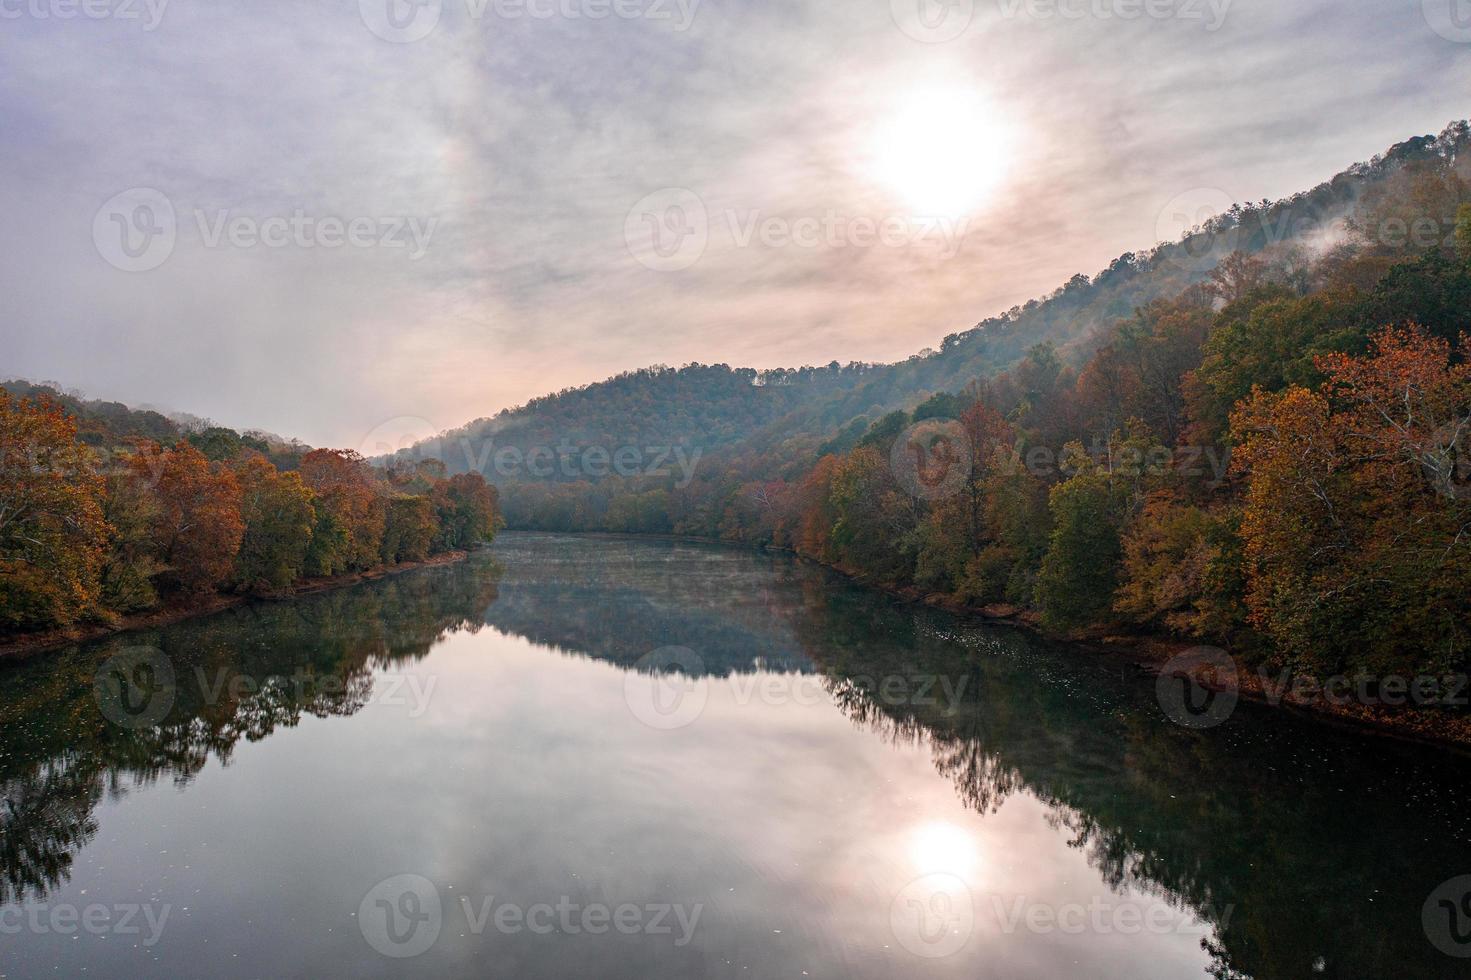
left=411, top=122, right=1471, bottom=496
left=469, top=121, right=1471, bottom=691
left=418, top=361, right=884, bottom=479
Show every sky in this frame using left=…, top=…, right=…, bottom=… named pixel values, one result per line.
left=1, top=0, right=1468, bottom=449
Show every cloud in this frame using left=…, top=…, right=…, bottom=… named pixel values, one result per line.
left=0, top=0, right=1467, bottom=445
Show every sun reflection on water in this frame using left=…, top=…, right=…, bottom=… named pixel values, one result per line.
left=908, top=820, right=979, bottom=882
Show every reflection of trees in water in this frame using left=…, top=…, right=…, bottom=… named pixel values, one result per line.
left=804, top=600, right=1471, bottom=980
left=5, top=535, right=1470, bottom=979
left=484, top=535, right=812, bottom=676
left=474, top=537, right=1471, bottom=978
left=0, top=560, right=501, bottom=905
left=0, top=755, right=102, bottom=905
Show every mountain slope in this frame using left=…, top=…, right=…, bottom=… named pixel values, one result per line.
left=410, top=121, right=1471, bottom=480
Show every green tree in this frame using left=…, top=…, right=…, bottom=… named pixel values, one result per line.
left=381, top=495, right=436, bottom=564
left=1034, top=449, right=1128, bottom=631
left=1189, top=290, right=1359, bottom=440
left=188, top=426, right=247, bottom=462
left=99, top=468, right=162, bottom=612
left=234, top=455, right=316, bottom=591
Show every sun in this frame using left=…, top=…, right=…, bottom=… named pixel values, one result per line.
left=867, top=86, right=1015, bottom=219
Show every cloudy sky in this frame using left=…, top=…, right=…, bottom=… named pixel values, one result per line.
left=1, top=0, right=1467, bottom=448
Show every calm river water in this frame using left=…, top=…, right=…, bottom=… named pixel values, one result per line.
left=2, top=532, right=1469, bottom=978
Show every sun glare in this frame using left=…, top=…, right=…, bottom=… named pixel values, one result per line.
left=909, top=820, right=980, bottom=879
left=868, top=87, right=1014, bottom=219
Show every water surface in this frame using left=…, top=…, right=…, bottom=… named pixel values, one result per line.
left=2, top=532, right=1469, bottom=978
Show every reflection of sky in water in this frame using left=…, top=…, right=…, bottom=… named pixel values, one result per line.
left=12, top=632, right=1209, bottom=978
left=2, top=532, right=1469, bottom=978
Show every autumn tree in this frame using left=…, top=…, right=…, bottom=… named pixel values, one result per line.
left=1114, top=496, right=1248, bottom=641
left=1232, top=327, right=1471, bottom=676
left=1207, top=251, right=1267, bottom=305
left=827, top=446, right=920, bottom=583
left=300, top=449, right=386, bottom=572
left=134, top=443, right=244, bottom=594
left=431, top=473, right=501, bottom=552
left=913, top=401, right=1013, bottom=593
left=1031, top=424, right=1166, bottom=631
left=0, top=393, right=108, bottom=630
left=794, top=454, right=842, bottom=562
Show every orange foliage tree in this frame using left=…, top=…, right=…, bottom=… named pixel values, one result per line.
left=133, top=443, right=244, bottom=594
left=1231, top=327, right=1471, bottom=675
left=0, top=393, right=108, bottom=630
left=300, top=449, right=386, bottom=573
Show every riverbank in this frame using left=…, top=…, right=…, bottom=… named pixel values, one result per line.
left=501, top=530, right=1471, bottom=748
left=0, top=550, right=474, bottom=662
left=784, top=548, right=1471, bottom=751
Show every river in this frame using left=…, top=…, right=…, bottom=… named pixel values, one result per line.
left=1, top=532, right=1468, bottom=978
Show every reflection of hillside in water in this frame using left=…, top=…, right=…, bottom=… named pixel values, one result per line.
left=0, top=562, right=502, bottom=905
left=3, top=533, right=1470, bottom=980
left=482, top=534, right=813, bottom=676
left=794, top=600, right=1471, bottom=980
left=480, top=536, right=1471, bottom=977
